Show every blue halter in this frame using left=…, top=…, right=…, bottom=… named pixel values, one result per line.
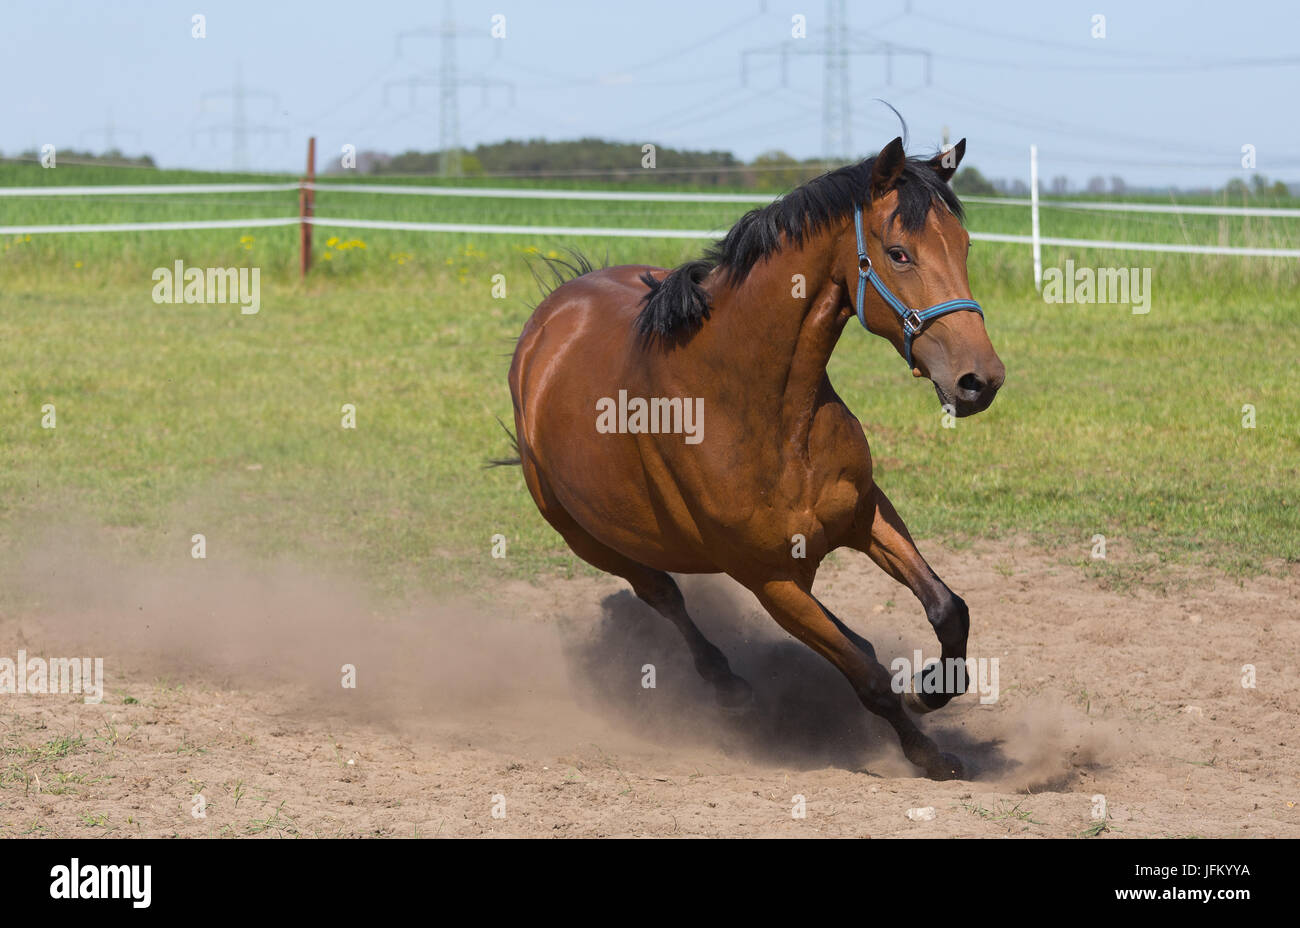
left=853, top=203, right=983, bottom=369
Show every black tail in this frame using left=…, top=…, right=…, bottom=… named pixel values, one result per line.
left=485, top=416, right=521, bottom=468
left=527, top=248, right=603, bottom=301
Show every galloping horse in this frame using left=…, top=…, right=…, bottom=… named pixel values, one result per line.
left=507, top=137, right=1004, bottom=779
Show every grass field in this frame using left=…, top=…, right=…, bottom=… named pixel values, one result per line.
left=1, top=161, right=1297, bottom=601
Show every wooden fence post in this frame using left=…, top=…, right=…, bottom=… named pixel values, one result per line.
left=300, top=136, right=316, bottom=278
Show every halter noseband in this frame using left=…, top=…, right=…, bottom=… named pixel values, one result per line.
left=853, top=203, right=983, bottom=369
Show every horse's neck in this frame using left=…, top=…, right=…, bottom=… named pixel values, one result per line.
left=709, top=241, right=849, bottom=436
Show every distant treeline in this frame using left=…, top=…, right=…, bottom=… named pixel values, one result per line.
left=1, top=148, right=156, bottom=168
left=340, top=139, right=1293, bottom=198
left=345, top=139, right=1019, bottom=194
left=4, top=138, right=1290, bottom=198
left=952, top=164, right=1293, bottom=199
left=345, top=138, right=833, bottom=190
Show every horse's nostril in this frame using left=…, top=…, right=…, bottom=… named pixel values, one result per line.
left=956, top=372, right=984, bottom=395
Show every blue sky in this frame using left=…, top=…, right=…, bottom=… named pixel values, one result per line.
left=3, top=0, right=1297, bottom=187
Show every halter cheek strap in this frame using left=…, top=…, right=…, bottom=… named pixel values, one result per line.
left=853, top=203, right=983, bottom=369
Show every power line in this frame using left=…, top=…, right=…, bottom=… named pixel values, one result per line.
left=822, top=0, right=850, bottom=163
left=617, top=9, right=766, bottom=75
left=383, top=0, right=515, bottom=176
left=909, top=9, right=1300, bottom=69
left=195, top=62, right=287, bottom=171
left=651, top=86, right=782, bottom=135
left=921, top=86, right=1228, bottom=159
left=924, top=49, right=1300, bottom=74
left=295, top=57, right=403, bottom=128
left=740, top=0, right=933, bottom=163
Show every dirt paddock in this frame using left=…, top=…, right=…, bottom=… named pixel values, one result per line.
left=1, top=534, right=1296, bottom=838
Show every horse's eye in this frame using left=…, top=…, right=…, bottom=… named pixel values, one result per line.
left=888, top=248, right=910, bottom=264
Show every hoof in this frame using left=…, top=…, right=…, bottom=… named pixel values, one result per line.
left=903, top=665, right=965, bottom=714
left=713, top=675, right=755, bottom=713
left=926, top=753, right=965, bottom=781
left=903, top=689, right=938, bottom=715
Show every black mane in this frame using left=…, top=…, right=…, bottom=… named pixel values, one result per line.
left=636, top=153, right=964, bottom=340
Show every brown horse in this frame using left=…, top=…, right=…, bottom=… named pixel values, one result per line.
left=506, top=137, right=1004, bottom=780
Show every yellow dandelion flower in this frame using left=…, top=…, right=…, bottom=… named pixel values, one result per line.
left=326, top=236, right=339, bottom=247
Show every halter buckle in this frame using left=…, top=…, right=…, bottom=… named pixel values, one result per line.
left=902, top=310, right=924, bottom=334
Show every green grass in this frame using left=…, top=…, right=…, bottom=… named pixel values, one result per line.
left=1, top=162, right=1297, bottom=600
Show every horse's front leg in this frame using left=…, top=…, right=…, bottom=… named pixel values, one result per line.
left=849, top=483, right=970, bottom=713
left=750, top=579, right=963, bottom=780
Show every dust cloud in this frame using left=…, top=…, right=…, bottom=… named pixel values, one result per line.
left=1, top=519, right=1114, bottom=783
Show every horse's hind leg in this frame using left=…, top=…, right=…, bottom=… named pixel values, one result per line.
left=537, top=505, right=753, bottom=709
left=620, top=567, right=754, bottom=710
left=753, top=578, right=962, bottom=780
left=851, top=484, right=969, bottom=713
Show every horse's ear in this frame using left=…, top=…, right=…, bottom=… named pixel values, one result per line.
left=929, top=138, right=966, bottom=183
left=869, top=136, right=906, bottom=199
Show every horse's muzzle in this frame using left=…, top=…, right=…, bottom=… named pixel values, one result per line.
left=935, top=366, right=1003, bottom=417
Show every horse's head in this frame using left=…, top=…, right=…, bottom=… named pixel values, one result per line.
left=845, top=137, right=1005, bottom=417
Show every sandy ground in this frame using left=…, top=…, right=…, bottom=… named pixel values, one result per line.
left=1, top=535, right=1296, bottom=838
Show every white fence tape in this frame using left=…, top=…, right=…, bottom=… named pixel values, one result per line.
left=306, top=216, right=719, bottom=238
left=312, top=217, right=1300, bottom=255
left=0, top=217, right=297, bottom=235
left=3, top=182, right=1297, bottom=216
left=968, top=231, right=1300, bottom=258
left=4, top=215, right=1298, bottom=257
left=962, top=194, right=1300, bottom=218
left=306, top=183, right=774, bottom=204
left=2, top=182, right=1297, bottom=256
left=0, top=183, right=299, bottom=197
